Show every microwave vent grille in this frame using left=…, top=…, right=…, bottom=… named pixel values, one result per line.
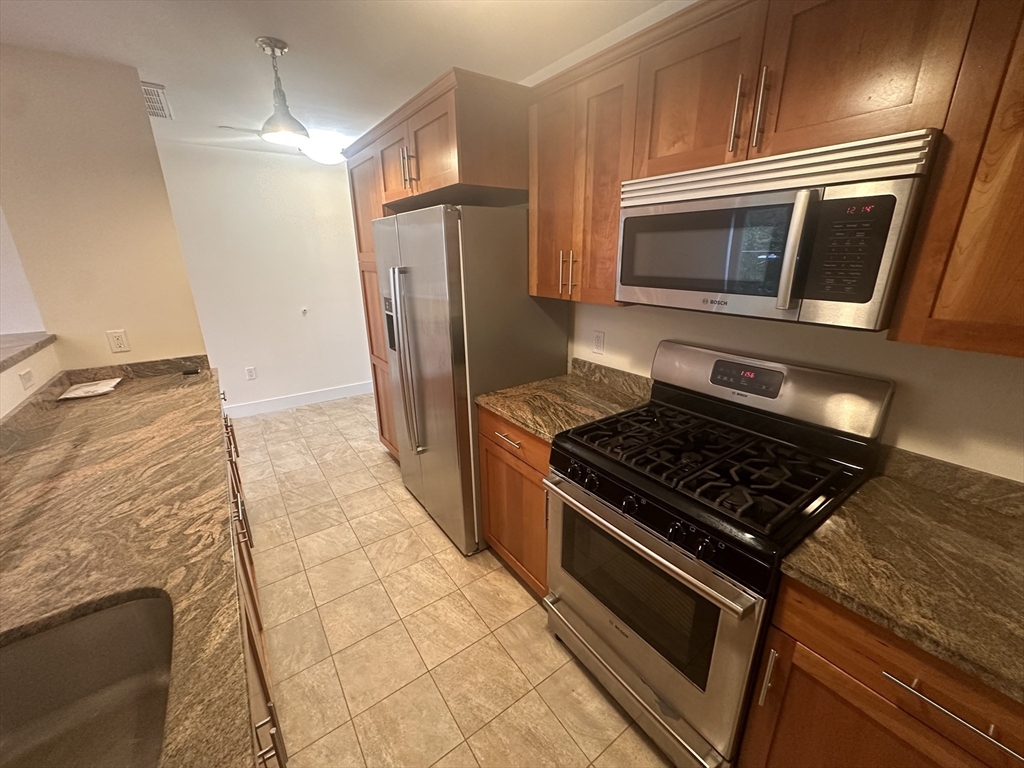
left=621, top=129, right=938, bottom=207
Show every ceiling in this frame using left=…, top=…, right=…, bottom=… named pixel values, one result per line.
left=0, top=0, right=665, bottom=156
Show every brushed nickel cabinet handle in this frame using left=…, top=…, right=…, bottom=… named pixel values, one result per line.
left=758, top=648, right=778, bottom=706
left=568, top=249, right=577, bottom=299
left=752, top=66, right=768, bottom=149
left=495, top=432, right=522, bottom=449
left=400, top=147, right=409, bottom=189
left=882, top=672, right=1023, bottom=761
left=558, top=250, right=565, bottom=297
left=728, top=73, right=743, bottom=153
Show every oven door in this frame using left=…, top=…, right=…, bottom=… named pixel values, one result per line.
left=544, top=475, right=765, bottom=768
left=616, top=188, right=818, bottom=320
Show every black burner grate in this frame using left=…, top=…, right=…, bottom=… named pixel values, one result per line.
left=569, top=404, right=844, bottom=534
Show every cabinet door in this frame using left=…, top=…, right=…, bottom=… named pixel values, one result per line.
left=359, top=262, right=388, bottom=363
left=408, top=90, right=460, bottom=195
left=479, top=435, right=547, bottom=597
left=529, top=88, right=576, bottom=300
left=377, top=122, right=413, bottom=204
left=632, top=2, right=768, bottom=178
left=572, top=58, right=639, bottom=305
left=370, top=356, right=398, bottom=459
left=751, top=0, right=976, bottom=158
left=740, top=628, right=985, bottom=768
left=894, top=5, right=1024, bottom=358
left=348, top=144, right=383, bottom=261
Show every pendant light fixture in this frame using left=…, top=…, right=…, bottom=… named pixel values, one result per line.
left=256, top=36, right=309, bottom=148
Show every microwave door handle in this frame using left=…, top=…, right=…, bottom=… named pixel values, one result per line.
left=776, top=188, right=812, bottom=310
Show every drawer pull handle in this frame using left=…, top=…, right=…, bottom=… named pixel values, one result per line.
left=882, top=671, right=1022, bottom=761
left=495, top=432, right=522, bottom=449
left=758, top=648, right=778, bottom=706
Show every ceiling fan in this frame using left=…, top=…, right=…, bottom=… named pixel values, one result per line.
left=219, top=37, right=347, bottom=165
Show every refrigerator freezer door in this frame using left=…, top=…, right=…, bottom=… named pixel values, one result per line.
left=394, top=207, right=473, bottom=553
left=372, top=215, right=424, bottom=503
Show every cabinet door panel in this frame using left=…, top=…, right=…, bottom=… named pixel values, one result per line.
left=890, top=0, right=1024, bottom=357
left=409, top=90, right=459, bottom=195
left=371, top=357, right=398, bottom=459
left=753, top=0, right=975, bottom=157
left=633, top=2, right=767, bottom=177
left=479, top=434, right=547, bottom=597
left=573, top=57, right=639, bottom=305
left=529, top=89, right=576, bottom=300
left=930, top=23, right=1023, bottom=332
left=741, top=628, right=985, bottom=768
left=348, top=146, right=382, bottom=260
left=359, top=262, right=387, bottom=363
left=377, top=123, right=412, bottom=204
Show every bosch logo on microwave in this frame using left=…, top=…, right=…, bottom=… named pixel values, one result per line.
left=703, top=298, right=728, bottom=306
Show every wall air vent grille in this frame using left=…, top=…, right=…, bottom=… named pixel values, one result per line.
left=141, top=82, right=172, bottom=119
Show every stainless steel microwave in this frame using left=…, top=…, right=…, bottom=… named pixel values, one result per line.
left=616, top=129, right=939, bottom=330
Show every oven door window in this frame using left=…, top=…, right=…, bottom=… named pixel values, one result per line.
left=561, top=507, right=720, bottom=691
left=620, top=204, right=794, bottom=296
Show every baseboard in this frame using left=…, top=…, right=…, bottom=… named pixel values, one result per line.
left=223, top=381, right=373, bottom=418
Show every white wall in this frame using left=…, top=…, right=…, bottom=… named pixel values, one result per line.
left=157, top=142, right=371, bottom=413
left=573, top=303, right=1024, bottom=482
left=0, top=344, right=61, bottom=419
left=0, top=44, right=206, bottom=368
left=0, top=205, right=45, bottom=335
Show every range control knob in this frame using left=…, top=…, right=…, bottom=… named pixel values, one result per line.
left=567, top=462, right=582, bottom=481
left=695, top=537, right=715, bottom=561
left=583, top=471, right=600, bottom=492
left=666, top=521, right=683, bottom=541
left=621, top=496, right=638, bottom=516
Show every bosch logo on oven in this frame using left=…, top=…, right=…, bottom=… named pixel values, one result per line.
left=703, top=298, right=728, bottom=306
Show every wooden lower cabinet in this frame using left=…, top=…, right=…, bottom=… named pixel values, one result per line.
left=478, top=405, right=550, bottom=597
left=369, top=356, right=398, bottom=459
left=740, top=578, right=1024, bottom=768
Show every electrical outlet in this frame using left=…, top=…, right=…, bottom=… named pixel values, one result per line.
left=106, top=329, right=130, bottom=353
left=245, top=367, right=257, bottom=381
left=593, top=330, right=606, bottom=355
left=19, top=369, right=34, bottom=390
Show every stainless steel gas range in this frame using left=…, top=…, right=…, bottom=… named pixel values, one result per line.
left=543, top=342, right=893, bottom=767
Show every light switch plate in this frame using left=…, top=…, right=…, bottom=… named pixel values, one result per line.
left=19, top=369, right=33, bottom=390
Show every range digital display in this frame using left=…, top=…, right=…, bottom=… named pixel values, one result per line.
left=711, top=360, right=785, bottom=399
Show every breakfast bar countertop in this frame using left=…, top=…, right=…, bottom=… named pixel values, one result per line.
left=0, top=370, right=252, bottom=768
left=783, top=449, right=1024, bottom=704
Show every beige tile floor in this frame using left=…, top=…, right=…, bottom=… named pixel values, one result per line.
left=234, top=395, right=671, bottom=768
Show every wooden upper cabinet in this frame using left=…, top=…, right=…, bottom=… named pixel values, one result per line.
left=348, top=145, right=383, bottom=261
left=407, top=90, right=459, bottom=195
left=751, top=0, right=976, bottom=157
left=573, top=58, right=640, bottom=305
left=633, top=2, right=768, bottom=177
left=891, top=0, right=1024, bottom=357
left=376, top=123, right=413, bottom=204
left=343, top=69, right=530, bottom=206
left=529, top=89, right=576, bottom=300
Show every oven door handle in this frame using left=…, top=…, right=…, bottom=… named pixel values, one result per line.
left=544, top=478, right=757, bottom=620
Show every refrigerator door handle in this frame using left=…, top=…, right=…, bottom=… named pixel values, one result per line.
left=390, top=266, right=426, bottom=454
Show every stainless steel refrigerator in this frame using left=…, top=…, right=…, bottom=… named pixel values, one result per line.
left=373, top=205, right=568, bottom=555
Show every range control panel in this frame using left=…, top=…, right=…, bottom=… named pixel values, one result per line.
left=802, top=194, right=897, bottom=303
left=711, top=360, right=785, bottom=399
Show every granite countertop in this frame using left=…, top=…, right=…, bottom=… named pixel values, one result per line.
left=784, top=449, right=1024, bottom=703
left=0, top=371, right=252, bottom=767
left=475, top=359, right=652, bottom=441
left=0, top=331, right=56, bottom=373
